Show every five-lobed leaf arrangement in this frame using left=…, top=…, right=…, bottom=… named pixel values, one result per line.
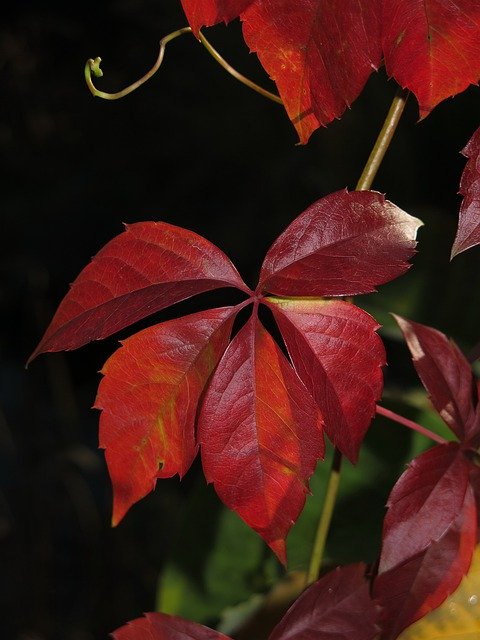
left=30, top=0, right=480, bottom=637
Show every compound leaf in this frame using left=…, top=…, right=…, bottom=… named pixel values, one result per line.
left=198, top=310, right=324, bottom=564
left=96, top=306, right=237, bottom=525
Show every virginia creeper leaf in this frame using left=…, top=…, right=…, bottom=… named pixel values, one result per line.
left=397, top=544, right=480, bottom=638
left=269, top=563, right=379, bottom=640
left=382, top=1, right=480, bottom=118
left=379, top=443, right=472, bottom=574
left=375, top=449, right=477, bottom=639
left=181, top=0, right=254, bottom=34
left=267, top=297, right=385, bottom=463
left=452, top=126, right=480, bottom=258
left=240, top=0, right=382, bottom=144
left=394, top=315, right=476, bottom=442
left=95, top=307, right=236, bottom=526
left=198, top=311, right=324, bottom=564
left=111, top=612, right=232, bottom=640
left=258, top=190, right=422, bottom=297
left=28, top=222, right=247, bottom=362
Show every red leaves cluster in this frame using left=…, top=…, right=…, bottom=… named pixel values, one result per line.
left=30, top=189, right=421, bottom=564
left=181, top=0, right=480, bottom=143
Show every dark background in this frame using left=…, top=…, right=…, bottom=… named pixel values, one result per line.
left=2, top=1, right=480, bottom=638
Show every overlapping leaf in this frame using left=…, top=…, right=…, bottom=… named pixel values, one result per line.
left=181, top=1, right=480, bottom=142
left=452, top=126, right=480, bottom=258
left=374, top=316, right=480, bottom=639
left=95, top=307, right=237, bottom=526
left=27, top=221, right=247, bottom=362
left=198, top=312, right=324, bottom=564
left=32, top=190, right=421, bottom=561
left=111, top=612, right=231, bottom=640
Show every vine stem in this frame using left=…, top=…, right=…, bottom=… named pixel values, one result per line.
left=306, top=86, right=409, bottom=586
left=376, top=405, right=447, bottom=444
left=85, top=26, right=282, bottom=104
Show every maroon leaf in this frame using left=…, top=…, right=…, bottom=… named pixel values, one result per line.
left=198, top=310, right=324, bottom=564
left=111, top=612, right=232, bottom=640
left=28, top=222, right=248, bottom=363
left=452, top=126, right=480, bottom=257
left=240, top=0, right=382, bottom=144
left=374, top=479, right=477, bottom=639
left=181, top=0, right=254, bottom=35
left=394, top=314, right=476, bottom=442
left=270, top=563, right=379, bottom=640
left=383, top=1, right=480, bottom=118
left=95, top=307, right=236, bottom=526
left=267, top=297, right=385, bottom=463
left=379, top=443, right=472, bottom=573
left=258, top=190, right=422, bottom=297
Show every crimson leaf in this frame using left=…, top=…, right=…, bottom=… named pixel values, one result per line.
left=267, top=298, right=385, bottom=463
left=452, top=126, right=480, bottom=258
left=258, top=190, right=422, bottom=297
left=181, top=0, right=254, bottom=34
left=269, top=563, right=379, bottom=640
left=198, top=309, right=324, bottom=564
left=95, top=307, right=236, bottom=525
left=28, top=221, right=247, bottom=363
left=111, top=612, right=232, bottom=639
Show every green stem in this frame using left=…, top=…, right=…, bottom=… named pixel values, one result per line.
left=306, top=86, right=409, bottom=585
left=306, top=448, right=342, bottom=585
left=84, top=26, right=282, bottom=104
left=355, top=87, right=409, bottom=191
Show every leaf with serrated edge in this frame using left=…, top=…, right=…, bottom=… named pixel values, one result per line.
left=452, top=126, right=480, bottom=258
left=258, top=190, right=422, bottom=297
left=28, top=222, right=247, bottom=363
left=96, top=307, right=237, bottom=526
left=394, top=315, right=476, bottom=442
left=241, top=0, right=381, bottom=144
left=198, top=311, right=324, bottom=564
left=270, top=563, right=379, bottom=640
left=111, top=612, right=232, bottom=640
left=375, top=450, right=477, bottom=639
left=181, top=0, right=254, bottom=35
left=383, top=1, right=480, bottom=118
left=267, top=297, right=385, bottom=463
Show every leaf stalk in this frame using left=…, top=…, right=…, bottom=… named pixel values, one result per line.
left=376, top=404, right=448, bottom=445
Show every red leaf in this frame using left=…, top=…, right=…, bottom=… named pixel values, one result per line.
left=374, top=479, right=476, bottom=639
left=28, top=222, right=247, bottom=363
left=383, top=1, right=480, bottom=118
left=452, top=126, right=480, bottom=258
left=258, top=190, right=422, bottom=297
left=111, top=612, right=232, bottom=640
left=379, top=443, right=471, bottom=573
left=95, top=307, right=236, bottom=526
left=198, top=310, right=324, bottom=564
left=241, top=0, right=382, bottom=144
left=394, top=315, right=476, bottom=442
left=269, top=563, right=379, bottom=640
left=267, top=298, right=385, bottom=463
left=181, top=0, right=254, bottom=35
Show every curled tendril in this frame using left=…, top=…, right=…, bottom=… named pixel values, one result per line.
left=84, top=25, right=282, bottom=105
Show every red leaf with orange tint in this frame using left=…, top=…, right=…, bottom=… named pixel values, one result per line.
left=270, top=563, right=379, bottom=640
left=181, top=0, right=253, bottom=34
left=394, top=315, right=476, bottom=442
left=267, top=298, right=385, bottom=463
left=383, top=1, right=480, bottom=118
left=452, top=126, right=480, bottom=258
left=111, top=612, right=232, bottom=640
left=96, top=307, right=236, bottom=525
left=28, top=222, right=247, bottom=363
left=258, top=190, right=422, bottom=297
left=198, top=310, right=324, bottom=563
left=241, top=0, right=382, bottom=144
